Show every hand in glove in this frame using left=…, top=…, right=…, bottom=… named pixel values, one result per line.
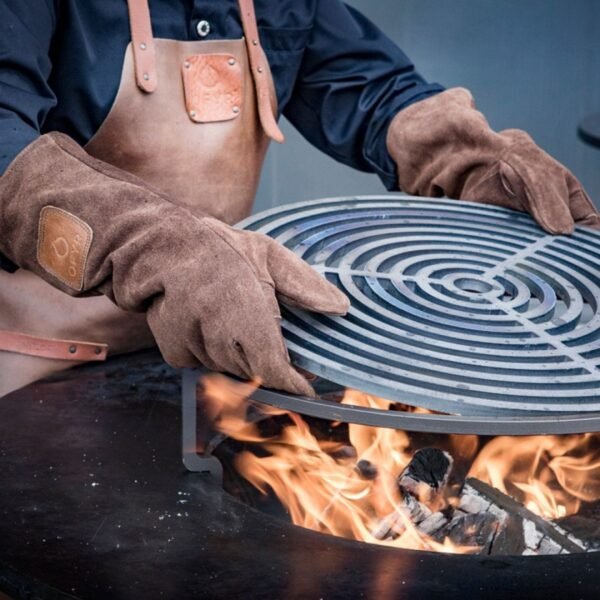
left=387, top=87, right=600, bottom=234
left=0, top=133, right=349, bottom=395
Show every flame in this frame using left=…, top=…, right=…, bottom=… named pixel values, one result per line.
left=468, top=434, right=600, bottom=519
left=201, top=375, right=599, bottom=552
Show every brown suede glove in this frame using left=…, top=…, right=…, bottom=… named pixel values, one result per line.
left=0, top=133, right=349, bottom=395
left=387, top=87, right=600, bottom=234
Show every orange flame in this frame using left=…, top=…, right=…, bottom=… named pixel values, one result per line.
left=201, top=374, right=599, bottom=552
left=468, top=434, right=600, bottom=519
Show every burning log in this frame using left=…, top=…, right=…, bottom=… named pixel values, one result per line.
left=455, top=478, right=588, bottom=555
left=416, top=511, right=449, bottom=536
left=371, top=448, right=590, bottom=555
left=371, top=494, right=434, bottom=541
left=373, top=448, right=452, bottom=541
left=397, top=447, right=453, bottom=508
left=441, top=512, right=500, bottom=552
left=555, top=501, right=600, bottom=550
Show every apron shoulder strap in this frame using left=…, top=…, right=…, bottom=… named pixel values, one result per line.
left=238, top=0, right=284, bottom=143
left=127, top=0, right=158, bottom=93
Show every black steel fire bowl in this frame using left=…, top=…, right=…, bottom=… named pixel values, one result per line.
left=1, top=352, right=599, bottom=600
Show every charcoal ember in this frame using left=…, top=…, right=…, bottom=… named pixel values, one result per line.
left=398, top=447, right=453, bottom=508
left=417, top=511, right=449, bottom=536
left=555, top=501, right=600, bottom=550
left=439, top=512, right=500, bottom=551
left=329, top=445, right=358, bottom=460
left=355, top=459, right=378, bottom=480
left=489, top=515, right=526, bottom=556
left=403, top=493, right=432, bottom=523
left=371, top=511, right=405, bottom=541
left=372, top=495, right=432, bottom=540
left=458, top=490, right=491, bottom=515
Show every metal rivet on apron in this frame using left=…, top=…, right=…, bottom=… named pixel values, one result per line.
left=232, top=106, right=240, bottom=114
left=184, top=61, right=191, bottom=69
left=143, top=72, right=150, bottom=81
left=252, top=39, right=258, bottom=46
left=68, top=345, right=77, bottom=354
left=94, top=347, right=103, bottom=355
left=228, top=58, right=236, bottom=66
left=257, top=66, right=263, bottom=73
left=140, top=43, right=147, bottom=50
left=189, top=111, right=197, bottom=118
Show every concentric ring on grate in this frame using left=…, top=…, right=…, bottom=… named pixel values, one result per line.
left=238, top=196, right=600, bottom=416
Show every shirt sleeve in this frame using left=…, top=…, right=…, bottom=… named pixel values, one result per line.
left=0, top=0, right=57, bottom=176
left=284, top=0, right=445, bottom=190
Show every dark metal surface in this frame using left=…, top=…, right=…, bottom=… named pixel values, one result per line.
left=1, top=352, right=600, bottom=600
left=239, top=196, right=600, bottom=417
left=579, top=112, right=600, bottom=149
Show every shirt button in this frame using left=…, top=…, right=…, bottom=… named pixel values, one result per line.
left=196, top=20, right=211, bottom=38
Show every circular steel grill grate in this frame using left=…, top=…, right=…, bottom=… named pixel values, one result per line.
left=239, top=196, right=600, bottom=416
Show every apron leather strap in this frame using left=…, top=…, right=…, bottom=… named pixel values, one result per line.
left=0, top=330, right=108, bottom=362
left=127, top=0, right=158, bottom=93
left=125, top=0, right=284, bottom=142
left=238, top=0, right=285, bottom=143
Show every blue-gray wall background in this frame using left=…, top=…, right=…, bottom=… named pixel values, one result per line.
left=254, top=0, right=600, bottom=213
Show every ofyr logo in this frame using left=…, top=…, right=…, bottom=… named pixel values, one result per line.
left=39, top=206, right=92, bottom=291
left=51, top=233, right=83, bottom=279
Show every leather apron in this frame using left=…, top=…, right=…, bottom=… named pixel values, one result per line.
left=88, top=0, right=282, bottom=224
left=0, top=0, right=284, bottom=361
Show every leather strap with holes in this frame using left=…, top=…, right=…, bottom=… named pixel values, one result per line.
left=0, top=330, right=108, bottom=361
left=127, top=0, right=158, bottom=92
left=238, top=0, right=284, bottom=143
left=125, top=0, right=284, bottom=142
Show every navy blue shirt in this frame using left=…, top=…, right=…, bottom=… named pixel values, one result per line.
left=0, top=0, right=443, bottom=188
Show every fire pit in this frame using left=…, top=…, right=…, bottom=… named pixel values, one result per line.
left=1, top=196, right=599, bottom=599
left=183, top=196, right=600, bottom=559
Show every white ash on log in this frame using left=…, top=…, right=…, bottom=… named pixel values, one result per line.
left=454, top=478, right=588, bottom=555
left=371, top=493, right=436, bottom=540
left=416, top=511, right=449, bottom=536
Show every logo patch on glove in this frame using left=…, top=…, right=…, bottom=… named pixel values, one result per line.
left=37, top=206, right=93, bottom=291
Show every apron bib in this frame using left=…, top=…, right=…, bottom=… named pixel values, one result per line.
left=86, top=0, right=283, bottom=224
left=0, top=0, right=284, bottom=361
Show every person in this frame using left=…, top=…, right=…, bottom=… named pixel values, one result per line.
left=0, top=0, right=598, bottom=399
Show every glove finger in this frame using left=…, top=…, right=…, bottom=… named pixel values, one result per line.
left=576, top=213, right=600, bottom=230
left=147, top=301, right=202, bottom=368
left=232, top=292, right=315, bottom=396
left=565, top=173, right=600, bottom=228
left=148, top=297, right=252, bottom=379
left=499, top=159, right=574, bottom=235
left=266, top=241, right=350, bottom=315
